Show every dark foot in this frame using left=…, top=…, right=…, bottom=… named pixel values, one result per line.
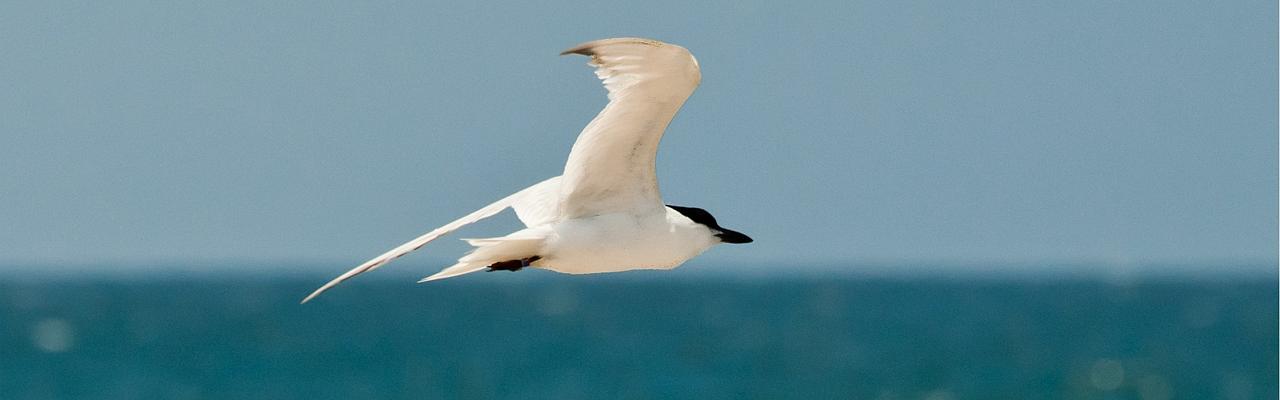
left=487, top=256, right=541, bottom=272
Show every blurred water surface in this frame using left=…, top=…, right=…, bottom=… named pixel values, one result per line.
left=1, top=271, right=1275, bottom=399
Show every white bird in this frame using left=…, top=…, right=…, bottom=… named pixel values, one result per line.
left=302, top=38, right=752, bottom=303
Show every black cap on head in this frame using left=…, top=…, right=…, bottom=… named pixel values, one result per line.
left=667, top=205, right=753, bottom=244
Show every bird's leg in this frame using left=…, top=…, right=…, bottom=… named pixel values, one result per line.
left=486, top=256, right=541, bottom=272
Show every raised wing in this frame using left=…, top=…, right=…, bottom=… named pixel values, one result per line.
left=301, top=177, right=560, bottom=303
left=558, top=38, right=701, bottom=218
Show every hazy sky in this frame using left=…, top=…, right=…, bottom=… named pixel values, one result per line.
left=1, top=1, right=1275, bottom=269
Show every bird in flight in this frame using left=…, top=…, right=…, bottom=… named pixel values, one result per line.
left=302, top=38, right=752, bottom=303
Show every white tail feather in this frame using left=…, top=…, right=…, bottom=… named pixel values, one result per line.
left=418, top=231, right=547, bottom=283
left=417, top=262, right=488, bottom=282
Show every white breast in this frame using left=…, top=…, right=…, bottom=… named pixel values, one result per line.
left=536, top=210, right=717, bottom=274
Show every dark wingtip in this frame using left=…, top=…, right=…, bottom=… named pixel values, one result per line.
left=560, top=38, right=661, bottom=57
left=559, top=47, right=593, bottom=57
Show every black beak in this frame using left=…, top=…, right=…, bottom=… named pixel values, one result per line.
left=716, top=229, right=753, bottom=244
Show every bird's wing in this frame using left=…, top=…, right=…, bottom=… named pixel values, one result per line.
left=511, top=176, right=561, bottom=227
left=557, top=38, right=701, bottom=218
left=301, top=177, right=560, bottom=303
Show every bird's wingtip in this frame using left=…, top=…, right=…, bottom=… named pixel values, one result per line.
left=559, top=46, right=591, bottom=57
left=300, top=282, right=337, bottom=304
left=559, top=37, right=664, bottom=56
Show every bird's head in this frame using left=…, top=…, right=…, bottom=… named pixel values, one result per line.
left=666, top=205, right=753, bottom=244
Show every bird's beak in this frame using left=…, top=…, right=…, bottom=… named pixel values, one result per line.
left=716, top=229, right=753, bottom=244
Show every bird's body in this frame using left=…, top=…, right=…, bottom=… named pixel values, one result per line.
left=537, top=207, right=720, bottom=275
left=303, top=38, right=750, bottom=303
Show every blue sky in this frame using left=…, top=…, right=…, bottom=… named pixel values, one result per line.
left=0, top=1, right=1275, bottom=270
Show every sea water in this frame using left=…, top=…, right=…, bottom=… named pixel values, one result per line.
left=1, top=268, right=1275, bottom=399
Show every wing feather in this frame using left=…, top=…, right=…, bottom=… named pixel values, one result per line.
left=558, top=38, right=701, bottom=218
left=300, top=177, right=559, bottom=303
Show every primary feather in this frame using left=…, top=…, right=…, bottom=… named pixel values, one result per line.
left=300, top=177, right=558, bottom=303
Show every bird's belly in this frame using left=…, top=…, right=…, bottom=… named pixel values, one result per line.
left=535, top=214, right=708, bottom=274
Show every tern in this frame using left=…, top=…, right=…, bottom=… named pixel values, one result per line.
left=302, top=38, right=752, bottom=303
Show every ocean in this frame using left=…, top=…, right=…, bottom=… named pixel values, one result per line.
left=1, top=269, right=1275, bottom=399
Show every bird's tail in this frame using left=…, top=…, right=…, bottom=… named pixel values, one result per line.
left=418, top=229, right=547, bottom=282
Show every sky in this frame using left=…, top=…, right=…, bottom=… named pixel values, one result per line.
left=0, top=1, right=1275, bottom=272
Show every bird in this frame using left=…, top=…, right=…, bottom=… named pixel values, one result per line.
left=301, top=38, right=752, bottom=303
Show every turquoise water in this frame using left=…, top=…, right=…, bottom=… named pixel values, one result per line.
left=1, top=272, right=1275, bottom=399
